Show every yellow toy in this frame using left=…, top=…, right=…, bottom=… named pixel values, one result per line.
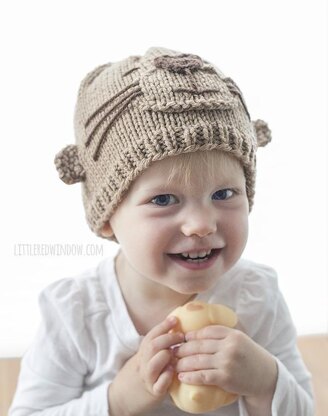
left=169, top=301, right=238, bottom=414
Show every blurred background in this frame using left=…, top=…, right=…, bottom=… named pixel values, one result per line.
left=0, top=0, right=327, bottom=357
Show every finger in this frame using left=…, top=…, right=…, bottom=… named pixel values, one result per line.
left=178, top=369, right=220, bottom=386
left=176, top=353, right=215, bottom=373
left=152, top=365, right=175, bottom=396
left=175, top=339, right=219, bottom=358
left=150, top=331, right=185, bottom=353
left=146, top=316, right=179, bottom=341
left=146, top=349, right=174, bottom=385
left=185, top=325, right=232, bottom=341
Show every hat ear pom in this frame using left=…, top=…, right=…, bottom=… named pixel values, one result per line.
left=252, top=119, right=272, bottom=147
left=54, top=144, right=85, bottom=184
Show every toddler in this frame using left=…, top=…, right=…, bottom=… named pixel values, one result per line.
left=10, top=47, right=314, bottom=416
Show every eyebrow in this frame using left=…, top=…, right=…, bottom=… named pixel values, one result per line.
left=137, top=180, right=244, bottom=195
left=137, top=185, right=174, bottom=193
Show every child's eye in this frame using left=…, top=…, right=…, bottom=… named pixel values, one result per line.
left=150, top=194, right=178, bottom=206
left=212, top=189, right=234, bottom=201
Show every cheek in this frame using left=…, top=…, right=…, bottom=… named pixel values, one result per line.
left=239, top=212, right=249, bottom=241
left=224, top=210, right=249, bottom=248
left=114, top=212, right=171, bottom=253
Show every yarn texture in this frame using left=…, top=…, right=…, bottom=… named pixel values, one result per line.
left=54, top=145, right=85, bottom=184
left=54, top=47, right=271, bottom=239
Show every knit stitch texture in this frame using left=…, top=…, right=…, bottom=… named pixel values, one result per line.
left=54, top=47, right=271, bottom=239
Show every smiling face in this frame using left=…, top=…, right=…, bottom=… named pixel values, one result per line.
left=101, top=150, right=249, bottom=298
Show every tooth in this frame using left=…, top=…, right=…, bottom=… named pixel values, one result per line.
left=187, top=257, right=207, bottom=263
left=181, top=250, right=212, bottom=259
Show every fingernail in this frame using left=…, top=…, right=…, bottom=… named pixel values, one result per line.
left=178, top=332, right=185, bottom=341
left=167, top=315, right=177, bottom=324
left=185, top=332, right=192, bottom=340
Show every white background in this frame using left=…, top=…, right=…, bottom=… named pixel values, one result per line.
left=0, top=0, right=327, bottom=357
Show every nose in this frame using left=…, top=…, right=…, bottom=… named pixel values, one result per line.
left=180, top=207, right=217, bottom=238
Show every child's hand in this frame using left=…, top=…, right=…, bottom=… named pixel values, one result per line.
left=136, top=315, right=185, bottom=396
left=175, top=326, right=278, bottom=406
left=108, top=316, right=184, bottom=416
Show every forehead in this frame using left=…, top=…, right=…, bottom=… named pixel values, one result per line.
left=131, top=150, right=244, bottom=191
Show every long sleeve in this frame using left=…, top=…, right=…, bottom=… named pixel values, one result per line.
left=9, top=278, right=110, bottom=416
left=9, top=256, right=315, bottom=416
left=10, top=369, right=109, bottom=416
left=236, top=263, right=314, bottom=416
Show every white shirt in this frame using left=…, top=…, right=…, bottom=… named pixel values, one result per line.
left=9, top=250, right=314, bottom=415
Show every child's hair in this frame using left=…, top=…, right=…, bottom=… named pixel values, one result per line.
left=164, top=150, right=243, bottom=191
left=54, top=47, right=271, bottom=240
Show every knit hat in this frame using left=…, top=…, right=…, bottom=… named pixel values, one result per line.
left=54, top=47, right=271, bottom=240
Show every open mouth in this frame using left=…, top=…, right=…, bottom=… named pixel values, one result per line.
left=169, top=249, right=220, bottom=263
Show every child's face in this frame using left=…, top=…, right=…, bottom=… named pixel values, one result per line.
left=102, top=152, right=249, bottom=296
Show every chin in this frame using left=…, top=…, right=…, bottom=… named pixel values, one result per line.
left=174, top=280, right=215, bottom=295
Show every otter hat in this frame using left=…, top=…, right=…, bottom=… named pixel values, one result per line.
left=54, top=46, right=271, bottom=239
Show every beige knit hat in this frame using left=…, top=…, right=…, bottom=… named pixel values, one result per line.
left=54, top=47, right=271, bottom=240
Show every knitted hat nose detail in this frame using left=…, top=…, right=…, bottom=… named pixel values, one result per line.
left=154, top=53, right=204, bottom=74
left=140, top=55, right=237, bottom=114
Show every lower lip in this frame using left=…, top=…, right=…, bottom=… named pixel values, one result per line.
left=167, top=249, right=221, bottom=271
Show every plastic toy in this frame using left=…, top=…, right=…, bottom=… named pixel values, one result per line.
left=169, top=301, right=238, bottom=414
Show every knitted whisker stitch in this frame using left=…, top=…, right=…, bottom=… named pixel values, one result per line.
left=85, top=80, right=140, bottom=127
left=92, top=90, right=143, bottom=161
left=54, top=47, right=271, bottom=239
